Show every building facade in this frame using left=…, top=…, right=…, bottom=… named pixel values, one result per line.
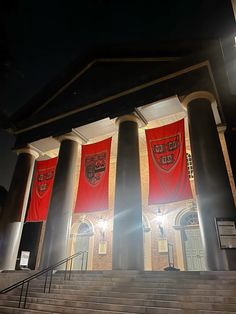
left=32, top=102, right=236, bottom=272
left=1, top=54, right=236, bottom=272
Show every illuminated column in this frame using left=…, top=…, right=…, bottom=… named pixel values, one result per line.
left=112, top=115, right=144, bottom=270
left=0, top=148, right=39, bottom=270
left=40, top=133, right=81, bottom=269
left=183, top=91, right=236, bottom=270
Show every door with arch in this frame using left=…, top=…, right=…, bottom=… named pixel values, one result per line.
left=180, top=211, right=206, bottom=271
left=71, top=220, right=94, bottom=270
left=143, top=215, right=152, bottom=270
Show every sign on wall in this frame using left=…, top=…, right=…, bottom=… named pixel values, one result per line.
left=20, top=251, right=30, bottom=267
left=158, top=238, right=168, bottom=253
left=215, top=218, right=236, bottom=249
left=98, top=240, right=107, bottom=255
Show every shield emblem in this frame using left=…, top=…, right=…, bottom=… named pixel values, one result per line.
left=36, top=168, right=55, bottom=197
left=150, top=133, right=181, bottom=172
left=85, top=152, right=106, bottom=186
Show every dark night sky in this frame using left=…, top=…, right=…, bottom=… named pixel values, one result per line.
left=1, top=0, right=235, bottom=116
left=0, top=0, right=235, bottom=189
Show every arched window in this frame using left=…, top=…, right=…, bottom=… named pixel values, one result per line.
left=77, top=222, right=92, bottom=236
left=186, top=153, right=194, bottom=179
left=180, top=211, right=199, bottom=227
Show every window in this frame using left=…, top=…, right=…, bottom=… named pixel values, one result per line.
left=186, top=153, right=194, bottom=179
left=180, top=211, right=199, bottom=226
left=77, top=222, right=92, bottom=236
left=142, top=215, right=150, bottom=232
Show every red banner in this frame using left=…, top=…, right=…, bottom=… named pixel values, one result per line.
left=26, top=157, right=58, bottom=222
left=74, top=137, right=112, bottom=213
left=145, top=119, right=192, bottom=204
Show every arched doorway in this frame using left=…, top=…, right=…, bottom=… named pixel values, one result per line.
left=143, top=215, right=152, bottom=270
left=180, top=211, right=206, bottom=271
left=70, top=219, right=94, bottom=270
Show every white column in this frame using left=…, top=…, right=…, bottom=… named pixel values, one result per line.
left=0, top=147, right=39, bottom=270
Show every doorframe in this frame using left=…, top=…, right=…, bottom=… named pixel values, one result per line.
left=69, top=218, right=94, bottom=270
left=181, top=224, right=202, bottom=271
left=173, top=208, right=201, bottom=270
left=143, top=214, right=152, bottom=270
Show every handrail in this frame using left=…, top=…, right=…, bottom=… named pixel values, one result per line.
left=0, top=250, right=88, bottom=308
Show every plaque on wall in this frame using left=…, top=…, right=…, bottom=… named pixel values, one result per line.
left=20, top=251, right=30, bottom=267
left=158, top=238, right=168, bottom=253
left=215, top=218, right=236, bottom=249
left=98, top=240, right=107, bottom=255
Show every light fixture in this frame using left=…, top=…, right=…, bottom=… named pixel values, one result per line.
left=97, top=217, right=108, bottom=240
left=155, top=208, right=165, bottom=238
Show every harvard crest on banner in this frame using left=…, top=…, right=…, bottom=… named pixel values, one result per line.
left=74, top=137, right=112, bottom=213
left=26, top=157, right=58, bottom=222
left=145, top=119, right=192, bottom=204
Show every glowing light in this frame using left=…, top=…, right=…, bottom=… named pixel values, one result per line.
left=155, top=208, right=165, bottom=225
left=155, top=208, right=165, bottom=238
left=97, top=217, right=107, bottom=233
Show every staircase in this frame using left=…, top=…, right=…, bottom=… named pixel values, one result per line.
left=1, top=270, right=236, bottom=313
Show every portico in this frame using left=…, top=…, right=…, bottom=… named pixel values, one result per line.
left=0, top=56, right=235, bottom=272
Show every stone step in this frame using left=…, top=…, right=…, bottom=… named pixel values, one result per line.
left=53, top=270, right=236, bottom=280
left=2, top=299, right=236, bottom=314
left=6, top=271, right=236, bottom=289
left=17, top=283, right=236, bottom=298
left=30, top=280, right=236, bottom=290
left=34, top=275, right=236, bottom=287
left=2, top=271, right=236, bottom=313
left=39, top=280, right=236, bottom=293
left=11, top=290, right=236, bottom=304
left=20, top=275, right=236, bottom=287
left=0, top=300, right=183, bottom=314
left=3, top=289, right=236, bottom=305
left=0, top=306, right=52, bottom=314
left=50, top=274, right=236, bottom=284
left=0, top=304, right=129, bottom=314
left=2, top=293, right=236, bottom=312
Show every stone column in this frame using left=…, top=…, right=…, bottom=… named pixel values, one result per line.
left=183, top=91, right=236, bottom=270
left=0, top=148, right=39, bottom=270
left=112, top=115, right=144, bottom=270
left=40, top=134, right=80, bottom=269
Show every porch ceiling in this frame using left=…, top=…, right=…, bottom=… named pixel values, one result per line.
left=30, top=96, right=190, bottom=159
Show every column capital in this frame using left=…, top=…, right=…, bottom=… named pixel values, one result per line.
left=217, top=124, right=227, bottom=134
left=115, top=114, right=144, bottom=128
left=181, top=91, right=215, bottom=110
left=56, top=131, right=85, bottom=144
left=181, top=91, right=222, bottom=125
left=16, top=147, right=39, bottom=159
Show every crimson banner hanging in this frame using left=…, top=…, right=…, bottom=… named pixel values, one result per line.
left=145, top=119, right=192, bottom=204
left=74, top=137, right=112, bottom=213
left=26, top=157, right=58, bottom=222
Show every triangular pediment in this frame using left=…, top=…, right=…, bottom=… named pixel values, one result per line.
left=12, top=55, right=214, bottom=132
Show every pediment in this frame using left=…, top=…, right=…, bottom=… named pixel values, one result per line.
left=12, top=56, right=218, bottom=148
left=14, top=57, right=213, bottom=129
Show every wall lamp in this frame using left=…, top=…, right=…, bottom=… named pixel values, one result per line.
left=155, top=208, right=165, bottom=238
left=97, top=217, right=108, bottom=240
